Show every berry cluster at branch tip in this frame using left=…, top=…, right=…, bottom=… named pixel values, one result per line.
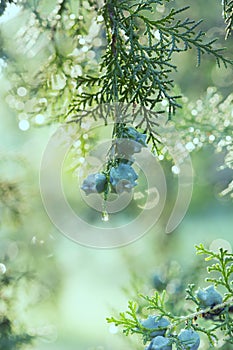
left=142, top=285, right=224, bottom=349
left=81, top=126, right=147, bottom=196
left=141, top=314, right=201, bottom=350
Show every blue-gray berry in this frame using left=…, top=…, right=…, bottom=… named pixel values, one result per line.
left=115, top=139, right=143, bottom=157
left=141, top=315, right=170, bottom=337
left=178, top=329, right=200, bottom=350
left=146, top=336, right=172, bottom=350
left=152, top=274, right=167, bottom=292
left=81, top=173, right=107, bottom=195
left=110, top=163, right=138, bottom=193
left=196, top=285, right=223, bottom=309
left=123, top=127, right=147, bottom=147
left=114, top=126, right=147, bottom=159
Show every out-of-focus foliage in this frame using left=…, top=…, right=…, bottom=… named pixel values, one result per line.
left=0, top=155, right=28, bottom=226
left=165, top=88, right=233, bottom=198
left=0, top=179, right=23, bottom=225
left=0, top=143, right=61, bottom=349
left=1, top=0, right=100, bottom=125
left=0, top=259, right=36, bottom=349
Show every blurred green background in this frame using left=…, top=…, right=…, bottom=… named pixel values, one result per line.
left=0, top=1, right=233, bottom=349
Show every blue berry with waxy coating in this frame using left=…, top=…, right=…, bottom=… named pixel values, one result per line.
left=123, top=126, right=147, bottom=147
left=141, top=315, right=170, bottom=338
left=110, top=163, right=138, bottom=193
left=152, top=274, right=167, bottom=292
left=115, top=139, right=144, bottom=157
left=196, top=285, right=222, bottom=309
left=81, top=173, right=107, bottom=195
left=115, top=126, right=147, bottom=159
left=146, top=335, right=172, bottom=350
left=178, top=329, right=200, bottom=350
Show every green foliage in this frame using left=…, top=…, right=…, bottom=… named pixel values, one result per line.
left=2, top=0, right=98, bottom=124
left=0, top=262, right=36, bottom=349
left=2, top=1, right=232, bottom=128
left=196, top=244, right=233, bottom=300
left=0, top=0, right=7, bottom=16
left=2, top=1, right=232, bottom=199
left=107, top=245, right=233, bottom=349
left=0, top=155, right=29, bottom=225
left=0, top=180, right=23, bottom=225
left=0, top=155, right=55, bottom=349
left=66, top=0, right=233, bottom=198
left=69, top=0, right=233, bottom=125
left=0, top=2, right=232, bottom=349
left=222, top=0, right=233, bottom=38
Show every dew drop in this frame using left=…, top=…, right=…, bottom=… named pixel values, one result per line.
left=171, top=165, right=180, bottom=174
left=19, top=119, right=30, bottom=131
left=97, top=15, right=104, bottom=22
left=209, top=135, right=215, bottom=142
left=191, top=109, right=198, bottom=116
left=70, top=13, right=76, bottom=20
left=185, top=142, right=195, bottom=152
left=17, top=86, right=27, bottom=97
left=102, top=211, right=109, bottom=222
left=35, top=114, right=45, bottom=124
left=189, top=127, right=194, bottom=133
left=79, top=37, right=86, bottom=45
left=74, top=140, right=81, bottom=148
left=79, top=157, right=85, bottom=164
left=158, top=154, right=164, bottom=160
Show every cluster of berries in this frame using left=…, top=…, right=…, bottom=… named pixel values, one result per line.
left=142, top=285, right=223, bottom=349
left=141, top=316, right=199, bottom=350
left=81, top=126, right=147, bottom=195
